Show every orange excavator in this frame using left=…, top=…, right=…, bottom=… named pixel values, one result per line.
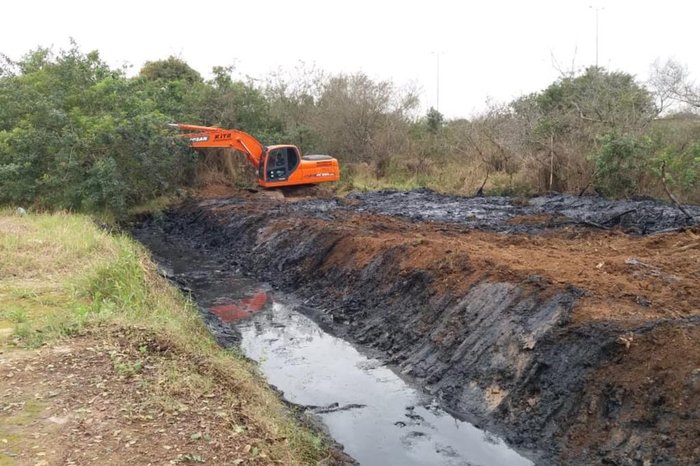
left=169, top=124, right=340, bottom=188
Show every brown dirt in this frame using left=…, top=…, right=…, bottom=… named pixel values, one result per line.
left=505, top=213, right=562, bottom=225
left=196, top=184, right=335, bottom=201
left=197, top=183, right=244, bottom=199
left=258, top=210, right=699, bottom=327
left=561, top=322, right=700, bottom=465
left=0, top=329, right=334, bottom=466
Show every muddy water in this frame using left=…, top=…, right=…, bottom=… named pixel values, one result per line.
left=238, top=304, right=533, bottom=466
left=134, top=228, right=533, bottom=465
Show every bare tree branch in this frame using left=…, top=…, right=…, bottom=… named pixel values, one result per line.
left=661, top=161, right=696, bottom=223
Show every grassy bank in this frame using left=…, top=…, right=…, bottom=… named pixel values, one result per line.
left=0, top=210, right=329, bottom=465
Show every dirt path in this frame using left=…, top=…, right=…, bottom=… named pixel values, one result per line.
left=137, top=188, right=699, bottom=465
left=0, top=330, right=319, bottom=465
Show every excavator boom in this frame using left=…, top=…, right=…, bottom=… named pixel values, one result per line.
left=169, top=123, right=265, bottom=168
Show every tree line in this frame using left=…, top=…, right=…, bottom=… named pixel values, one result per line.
left=0, top=43, right=698, bottom=214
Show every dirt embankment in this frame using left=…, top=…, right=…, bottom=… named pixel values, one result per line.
left=142, top=189, right=700, bottom=465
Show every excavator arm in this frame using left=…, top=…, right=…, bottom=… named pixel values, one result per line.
left=169, top=123, right=266, bottom=168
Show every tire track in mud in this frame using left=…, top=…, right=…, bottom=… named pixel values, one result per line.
left=133, top=190, right=699, bottom=465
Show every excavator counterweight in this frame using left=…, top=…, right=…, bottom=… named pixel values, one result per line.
left=170, top=123, right=340, bottom=188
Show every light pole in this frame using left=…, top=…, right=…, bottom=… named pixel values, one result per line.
left=436, top=52, right=440, bottom=113
left=589, top=5, right=604, bottom=68
left=431, top=51, right=442, bottom=112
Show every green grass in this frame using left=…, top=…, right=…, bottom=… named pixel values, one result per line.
left=0, top=210, right=327, bottom=464
left=0, top=308, right=27, bottom=324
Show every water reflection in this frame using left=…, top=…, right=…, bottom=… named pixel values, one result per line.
left=210, top=289, right=268, bottom=322
left=237, top=303, right=533, bottom=466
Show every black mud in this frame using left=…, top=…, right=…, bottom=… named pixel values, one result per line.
left=347, top=189, right=699, bottom=234
left=194, top=189, right=700, bottom=235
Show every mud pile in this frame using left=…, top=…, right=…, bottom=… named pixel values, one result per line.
left=136, top=190, right=700, bottom=465
left=347, top=189, right=700, bottom=234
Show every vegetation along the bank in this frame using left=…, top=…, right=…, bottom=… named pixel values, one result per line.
left=0, top=42, right=698, bottom=213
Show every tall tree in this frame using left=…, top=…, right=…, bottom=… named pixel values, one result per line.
left=649, top=59, right=700, bottom=111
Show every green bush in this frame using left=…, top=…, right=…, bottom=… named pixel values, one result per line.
left=591, top=132, right=654, bottom=197
left=0, top=45, right=196, bottom=214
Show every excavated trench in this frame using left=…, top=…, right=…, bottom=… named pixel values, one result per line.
left=133, top=190, right=700, bottom=465
left=133, top=215, right=535, bottom=465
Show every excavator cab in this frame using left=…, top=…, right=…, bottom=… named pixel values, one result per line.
left=262, top=146, right=300, bottom=183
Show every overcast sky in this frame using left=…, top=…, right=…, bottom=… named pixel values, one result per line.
left=2, top=0, right=698, bottom=118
